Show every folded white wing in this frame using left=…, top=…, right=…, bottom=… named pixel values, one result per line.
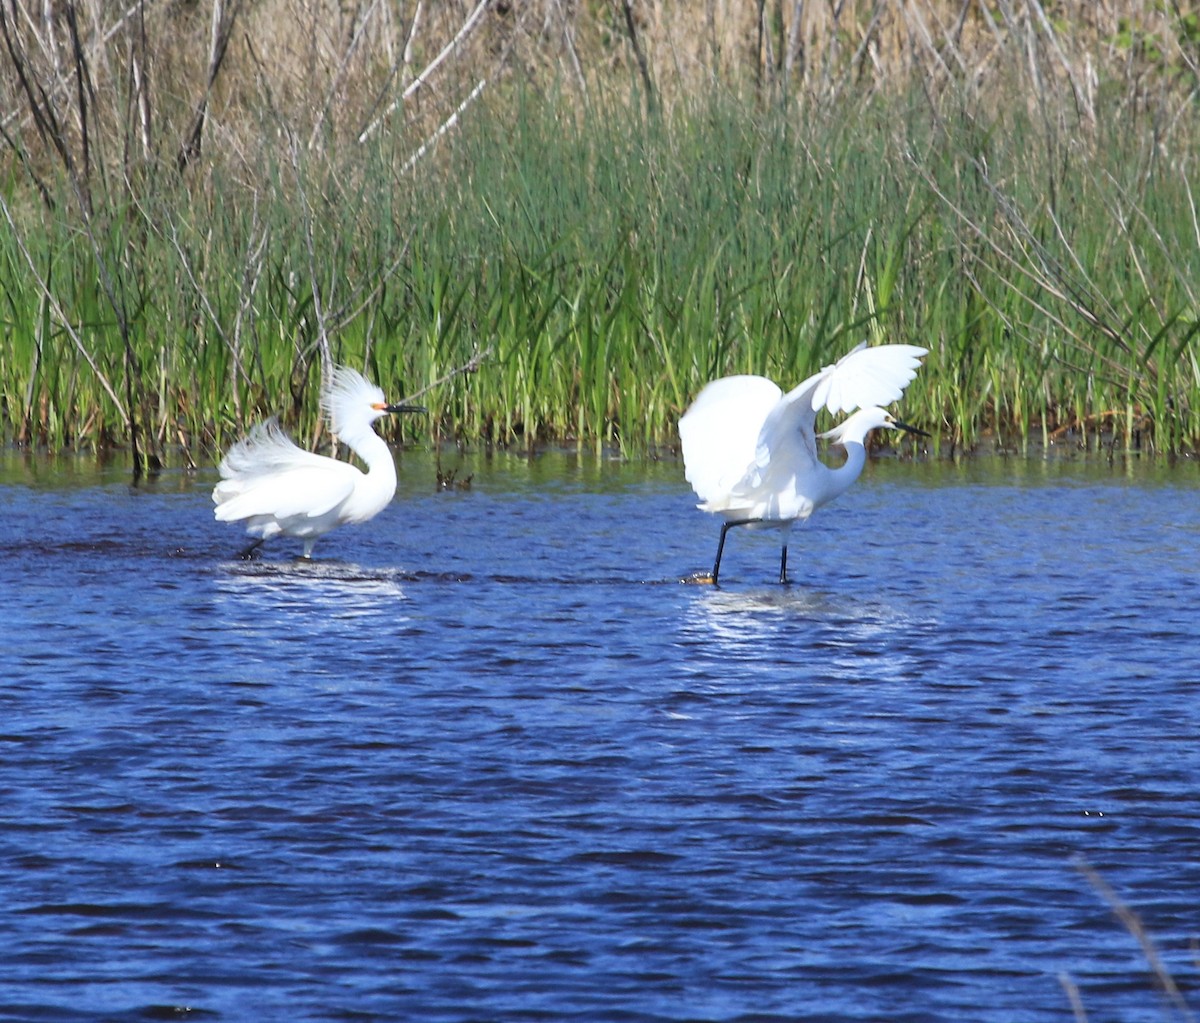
left=213, top=419, right=358, bottom=523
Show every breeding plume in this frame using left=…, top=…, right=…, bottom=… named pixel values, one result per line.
left=678, top=342, right=928, bottom=584
left=213, top=365, right=425, bottom=559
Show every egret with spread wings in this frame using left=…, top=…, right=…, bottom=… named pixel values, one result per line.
left=678, top=342, right=928, bottom=584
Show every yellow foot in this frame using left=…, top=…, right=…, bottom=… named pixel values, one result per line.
left=680, top=571, right=717, bottom=585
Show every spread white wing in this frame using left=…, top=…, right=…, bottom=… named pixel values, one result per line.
left=802, top=342, right=928, bottom=414
left=756, top=342, right=928, bottom=465
left=678, top=344, right=928, bottom=515
left=678, top=375, right=782, bottom=509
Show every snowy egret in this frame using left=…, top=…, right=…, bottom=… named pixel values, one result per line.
left=678, top=342, right=928, bottom=584
left=213, top=365, right=425, bottom=559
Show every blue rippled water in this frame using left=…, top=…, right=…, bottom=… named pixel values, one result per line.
left=1, top=451, right=1197, bottom=1022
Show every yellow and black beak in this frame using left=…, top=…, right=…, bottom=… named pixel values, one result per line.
left=375, top=402, right=427, bottom=415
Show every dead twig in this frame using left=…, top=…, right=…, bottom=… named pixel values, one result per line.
left=403, top=345, right=492, bottom=405
left=178, top=0, right=242, bottom=172
left=357, top=0, right=491, bottom=144
left=1075, top=857, right=1195, bottom=1023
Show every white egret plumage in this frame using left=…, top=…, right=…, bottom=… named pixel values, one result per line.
left=678, top=342, right=928, bottom=584
left=213, top=365, right=425, bottom=559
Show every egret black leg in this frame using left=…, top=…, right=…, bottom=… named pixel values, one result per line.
left=779, top=544, right=789, bottom=585
left=238, top=538, right=265, bottom=560
left=712, top=521, right=733, bottom=584
left=710, top=519, right=757, bottom=585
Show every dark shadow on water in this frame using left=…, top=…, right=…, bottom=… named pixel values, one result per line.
left=216, top=559, right=901, bottom=598
left=219, top=558, right=422, bottom=585
left=219, top=559, right=710, bottom=588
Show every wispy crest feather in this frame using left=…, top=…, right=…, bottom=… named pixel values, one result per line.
left=322, top=365, right=385, bottom=437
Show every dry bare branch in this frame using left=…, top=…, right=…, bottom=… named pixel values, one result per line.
left=178, top=0, right=243, bottom=171
left=357, top=0, right=491, bottom=144
left=1075, top=858, right=1196, bottom=1023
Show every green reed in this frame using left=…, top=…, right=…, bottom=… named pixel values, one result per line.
left=0, top=76, right=1197, bottom=462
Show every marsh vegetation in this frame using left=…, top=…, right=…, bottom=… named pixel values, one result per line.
left=0, top=0, right=1197, bottom=469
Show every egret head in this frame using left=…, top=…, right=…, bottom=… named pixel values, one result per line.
left=818, top=406, right=929, bottom=447
left=323, top=365, right=425, bottom=437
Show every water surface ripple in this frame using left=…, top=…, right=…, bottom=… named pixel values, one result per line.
left=1, top=453, right=1197, bottom=1022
